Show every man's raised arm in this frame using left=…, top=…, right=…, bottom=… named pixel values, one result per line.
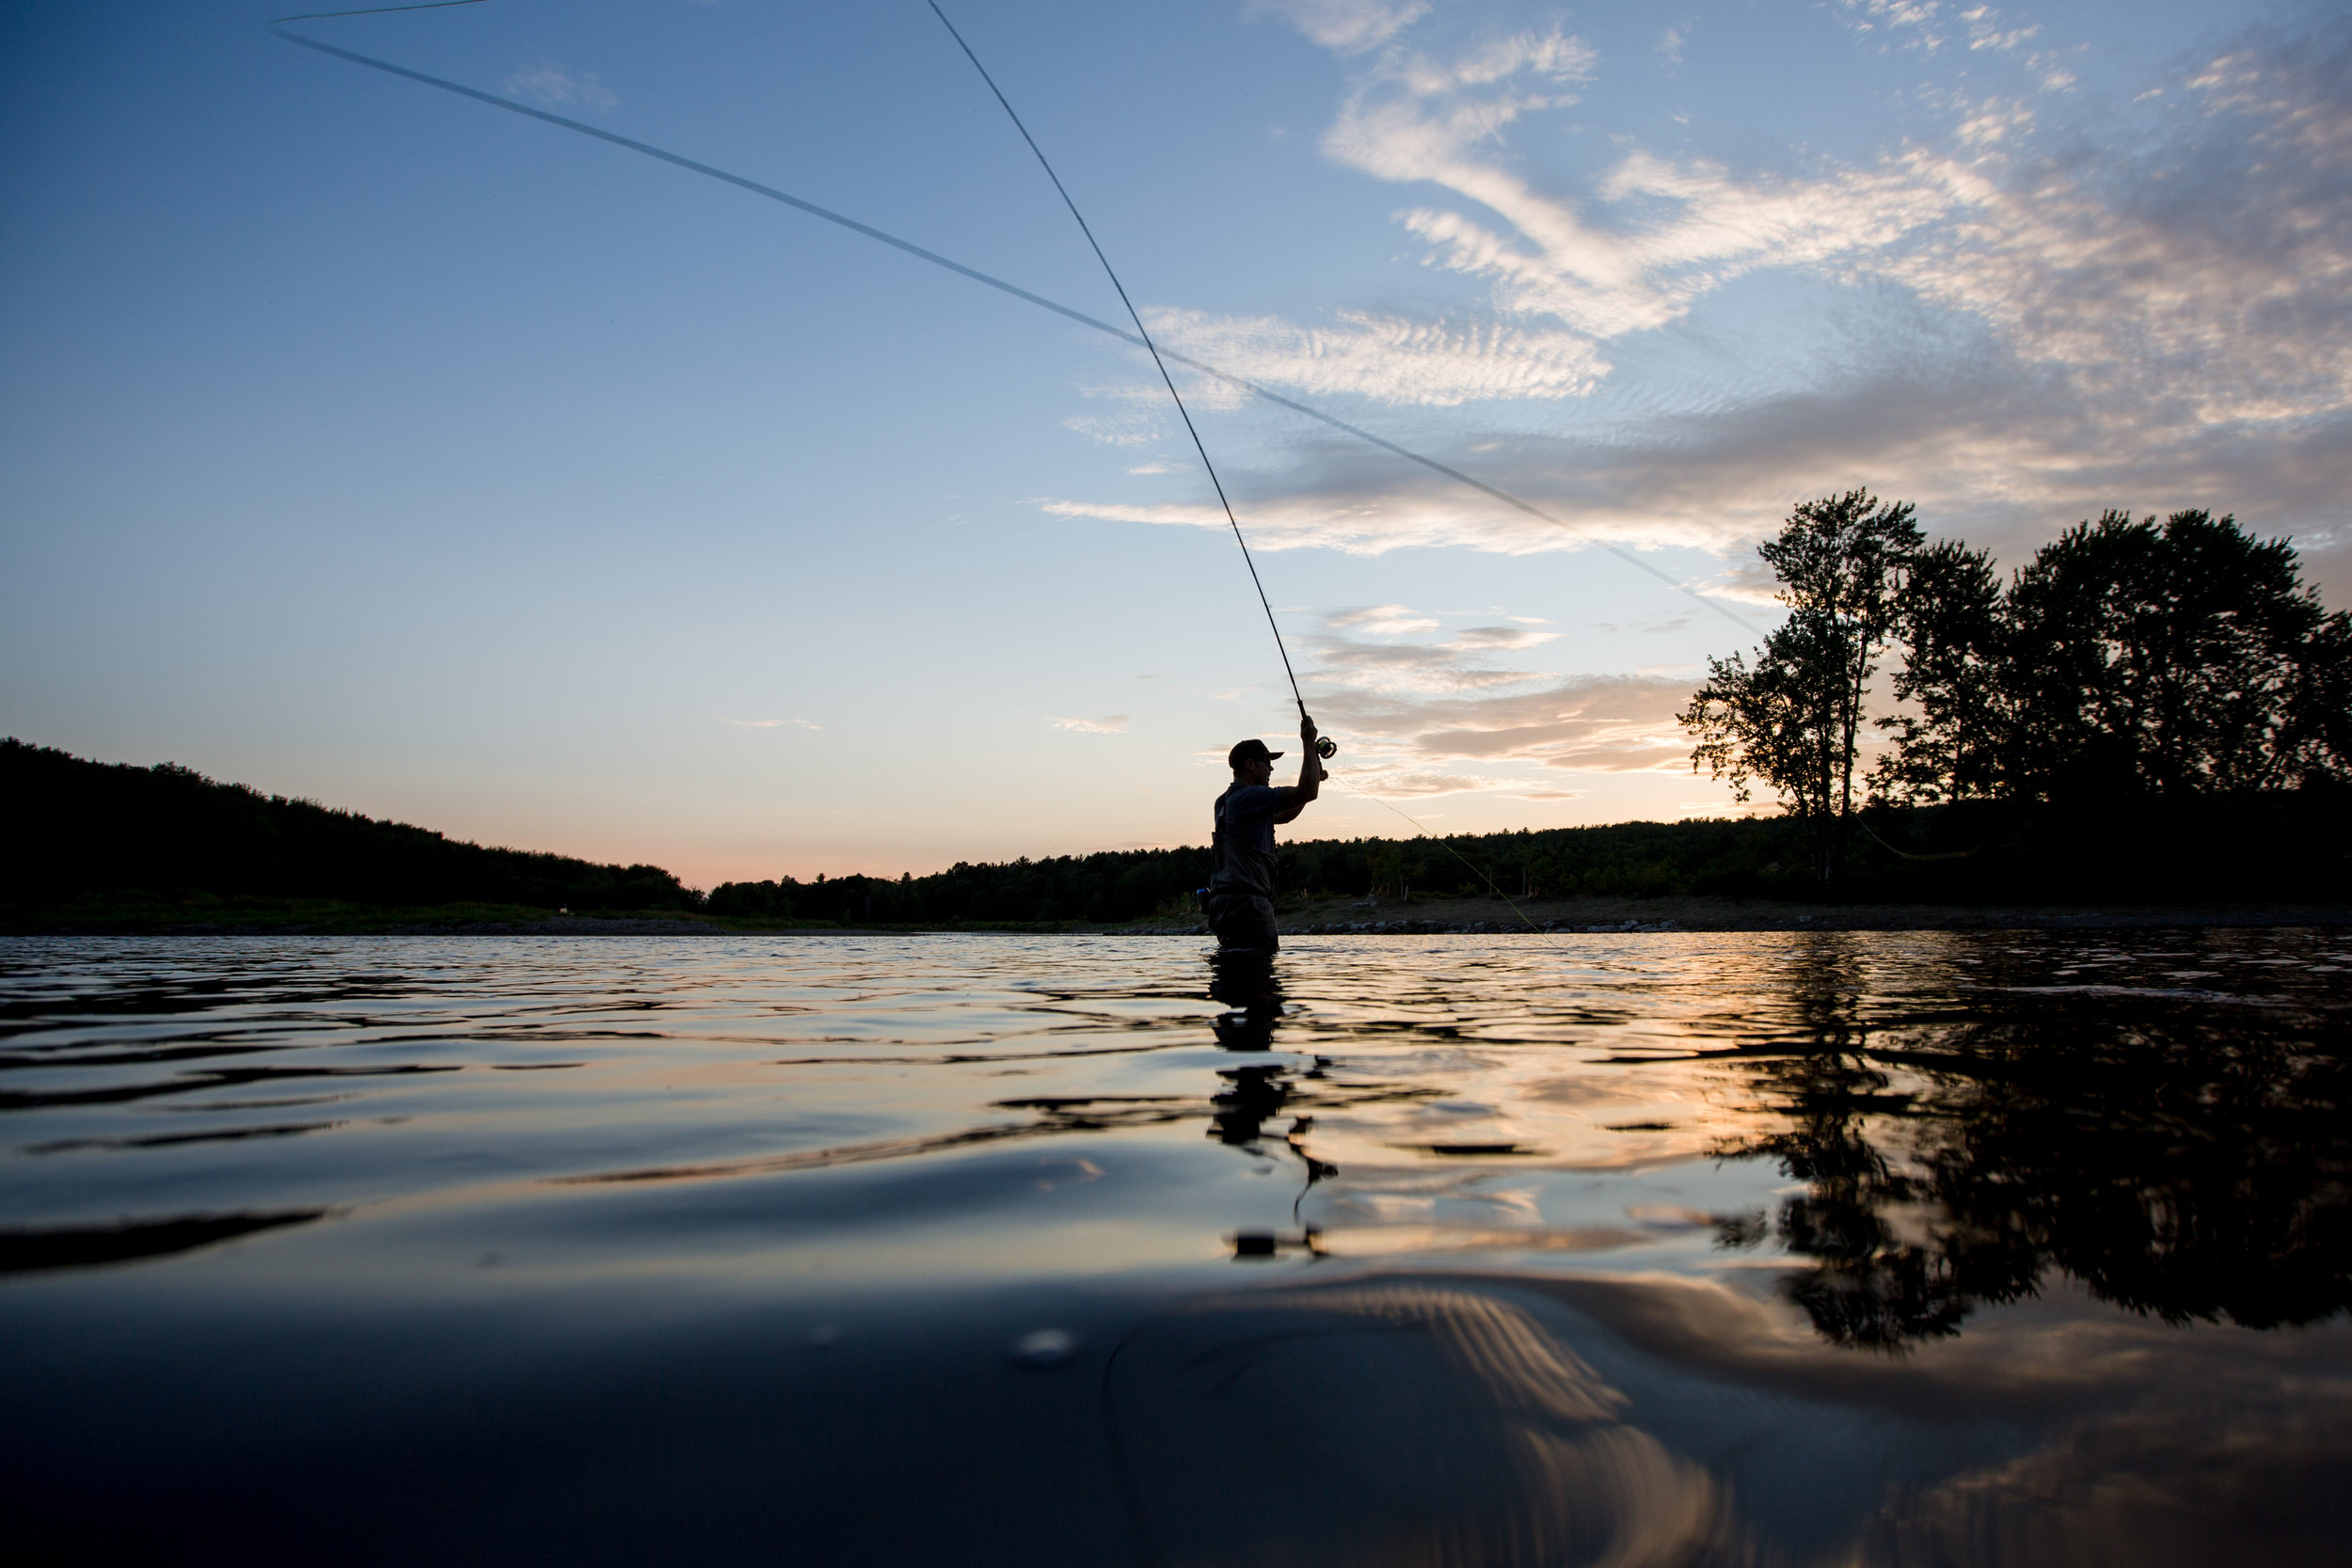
left=1294, top=714, right=1324, bottom=803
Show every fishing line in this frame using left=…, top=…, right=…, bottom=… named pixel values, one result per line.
left=273, top=0, right=485, bottom=21
left=925, top=0, right=1310, bottom=728
left=1326, top=774, right=1556, bottom=939
left=918, top=6, right=1569, bottom=942
left=1855, top=816, right=1978, bottom=862
left=264, top=22, right=1762, bottom=641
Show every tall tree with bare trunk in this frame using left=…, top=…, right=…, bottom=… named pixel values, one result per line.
left=1680, top=491, right=1921, bottom=884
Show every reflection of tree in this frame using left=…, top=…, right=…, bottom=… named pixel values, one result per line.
left=1717, top=947, right=2352, bottom=1349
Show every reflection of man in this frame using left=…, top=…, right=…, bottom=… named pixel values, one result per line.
left=1209, top=951, right=1286, bottom=1052
left=1203, top=954, right=1337, bottom=1216
left=1209, top=958, right=1289, bottom=1141
left=1206, top=713, right=1324, bottom=952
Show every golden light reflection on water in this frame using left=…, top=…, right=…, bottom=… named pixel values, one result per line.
left=5, top=929, right=2346, bottom=1334
left=3, top=931, right=2348, bottom=1565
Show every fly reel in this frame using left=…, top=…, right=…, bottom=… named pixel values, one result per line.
left=1315, top=736, right=1338, bottom=760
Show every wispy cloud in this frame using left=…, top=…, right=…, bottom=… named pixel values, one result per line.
left=1836, top=0, right=1950, bottom=55
left=1060, top=378, right=1183, bottom=446
left=1249, top=0, right=1429, bottom=55
left=1341, top=768, right=1518, bottom=797
left=1321, top=672, right=1698, bottom=774
left=1100, top=18, right=1940, bottom=410
left=1306, top=602, right=1560, bottom=694
left=1367, top=135, right=1946, bottom=345
left=1448, top=624, right=1558, bottom=651
left=1883, top=44, right=2352, bottom=434
left=1833, top=0, right=2042, bottom=57
left=1038, top=480, right=1748, bottom=558
left=1328, top=604, right=1440, bottom=634
left=1252, top=607, right=1695, bottom=788
left=1297, top=18, right=1963, bottom=352
left=504, top=63, right=618, bottom=113
left=1051, top=715, right=1131, bottom=734
left=1050, top=7, right=2352, bottom=602
left=1147, top=307, right=1606, bottom=405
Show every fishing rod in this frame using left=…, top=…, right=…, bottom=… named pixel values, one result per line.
left=921, top=0, right=1333, bottom=759
left=922, top=5, right=1584, bottom=936
left=264, top=12, right=1762, bottom=658
left=266, top=6, right=1758, bottom=929
left=271, top=0, right=1581, bottom=941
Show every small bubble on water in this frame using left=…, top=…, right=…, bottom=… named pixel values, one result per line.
left=1012, top=1328, right=1075, bottom=1368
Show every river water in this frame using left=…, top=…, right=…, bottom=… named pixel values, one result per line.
left=4, top=930, right=2347, bottom=1565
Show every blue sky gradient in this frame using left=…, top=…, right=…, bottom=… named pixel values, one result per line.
left=6, top=0, right=2345, bottom=886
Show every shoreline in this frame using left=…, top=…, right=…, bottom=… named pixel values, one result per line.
left=1133, top=893, right=2352, bottom=935
left=8, top=895, right=2349, bottom=938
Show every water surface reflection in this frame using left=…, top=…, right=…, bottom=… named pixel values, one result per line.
left=2, top=931, right=2345, bottom=1564
left=1705, top=941, right=2352, bottom=1345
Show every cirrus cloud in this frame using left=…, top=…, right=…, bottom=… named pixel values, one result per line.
left=1050, top=5, right=2352, bottom=615
left=504, top=63, right=618, bottom=113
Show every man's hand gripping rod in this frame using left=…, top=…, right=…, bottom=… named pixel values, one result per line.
left=1301, top=707, right=1338, bottom=782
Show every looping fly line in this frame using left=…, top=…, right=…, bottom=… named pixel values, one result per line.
left=265, top=16, right=1763, bottom=645
left=268, top=3, right=1747, bottom=942
left=921, top=3, right=1558, bottom=932
left=922, top=0, right=1311, bottom=726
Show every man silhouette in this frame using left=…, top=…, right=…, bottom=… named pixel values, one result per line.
left=1206, top=713, right=1324, bottom=952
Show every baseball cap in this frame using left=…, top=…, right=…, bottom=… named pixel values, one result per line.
left=1228, top=737, right=1285, bottom=768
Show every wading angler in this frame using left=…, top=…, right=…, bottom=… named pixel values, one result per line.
left=1206, top=715, right=1325, bottom=952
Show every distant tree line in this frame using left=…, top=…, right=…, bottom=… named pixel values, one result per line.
left=1681, top=496, right=2351, bottom=883
left=14, top=717, right=2345, bottom=930
left=704, top=819, right=1835, bottom=925
left=706, top=795, right=2347, bottom=923
left=2, top=740, right=697, bottom=912
left=707, top=822, right=1807, bottom=926
left=18, top=736, right=1885, bottom=926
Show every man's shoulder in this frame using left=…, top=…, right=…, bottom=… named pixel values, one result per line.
left=1218, top=784, right=1295, bottom=813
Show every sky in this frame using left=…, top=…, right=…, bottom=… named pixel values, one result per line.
left=5, top=0, right=2348, bottom=888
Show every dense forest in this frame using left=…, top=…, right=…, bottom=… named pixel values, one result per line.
left=1, top=739, right=698, bottom=914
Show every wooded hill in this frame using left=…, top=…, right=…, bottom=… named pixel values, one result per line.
left=7, top=738, right=2344, bottom=931
left=2, top=739, right=697, bottom=915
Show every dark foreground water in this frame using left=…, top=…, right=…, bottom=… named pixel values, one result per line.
left=4, top=930, right=2348, bottom=1566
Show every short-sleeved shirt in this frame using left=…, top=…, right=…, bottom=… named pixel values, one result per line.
left=1209, top=784, right=1299, bottom=899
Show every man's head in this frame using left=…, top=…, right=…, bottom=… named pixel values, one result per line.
left=1228, top=736, right=1283, bottom=785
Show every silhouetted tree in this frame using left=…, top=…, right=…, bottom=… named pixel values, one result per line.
left=1873, top=539, right=2008, bottom=804
left=2007, top=510, right=2326, bottom=796
left=1680, top=491, right=1922, bottom=883
left=1878, top=510, right=2346, bottom=802
left=2284, top=608, right=2352, bottom=783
